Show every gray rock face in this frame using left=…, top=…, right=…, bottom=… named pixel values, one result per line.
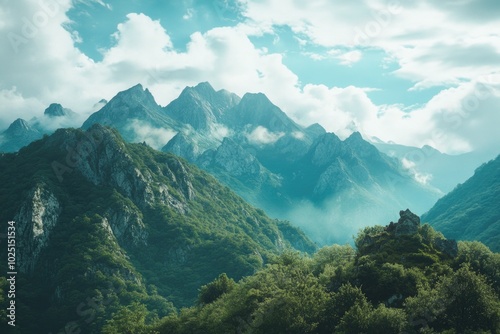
left=434, top=238, right=458, bottom=258
left=47, top=125, right=194, bottom=212
left=222, top=92, right=302, bottom=133
left=15, top=185, right=61, bottom=274
left=163, top=82, right=240, bottom=131
left=395, top=209, right=421, bottom=237
left=310, top=133, right=344, bottom=167
left=198, top=137, right=261, bottom=177
left=314, top=159, right=352, bottom=196
left=103, top=205, right=148, bottom=247
left=162, top=132, right=199, bottom=162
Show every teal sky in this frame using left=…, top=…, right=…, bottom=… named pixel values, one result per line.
left=1, top=0, right=499, bottom=154
left=66, top=0, right=442, bottom=106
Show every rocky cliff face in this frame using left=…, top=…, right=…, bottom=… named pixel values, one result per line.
left=15, top=184, right=61, bottom=274
left=103, top=204, right=148, bottom=247
left=163, top=82, right=240, bottom=131
left=46, top=125, right=194, bottom=211
left=198, top=137, right=262, bottom=177
left=162, top=132, right=200, bottom=162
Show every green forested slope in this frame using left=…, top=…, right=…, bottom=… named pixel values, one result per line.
left=0, top=125, right=315, bottom=333
left=422, top=155, right=500, bottom=251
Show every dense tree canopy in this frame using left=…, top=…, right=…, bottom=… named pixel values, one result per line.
left=99, top=223, right=500, bottom=333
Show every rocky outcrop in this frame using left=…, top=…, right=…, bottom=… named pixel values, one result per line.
left=384, top=209, right=458, bottom=257
left=434, top=238, right=458, bottom=258
left=15, top=184, right=61, bottom=274
left=384, top=209, right=421, bottom=236
left=103, top=205, right=148, bottom=247
left=166, top=158, right=195, bottom=201
left=48, top=125, right=195, bottom=211
left=394, top=209, right=420, bottom=237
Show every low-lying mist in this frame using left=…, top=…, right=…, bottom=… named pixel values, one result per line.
left=270, top=188, right=431, bottom=247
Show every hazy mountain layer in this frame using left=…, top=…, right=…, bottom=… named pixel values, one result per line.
left=373, top=140, right=497, bottom=194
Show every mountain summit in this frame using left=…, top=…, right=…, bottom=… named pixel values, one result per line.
left=222, top=92, right=302, bottom=133
left=0, top=118, right=42, bottom=152
left=82, top=84, right=178, bottom=141
left=163, top=82, right=240, bottom=130
left=44, top=103, right=75, bottom=117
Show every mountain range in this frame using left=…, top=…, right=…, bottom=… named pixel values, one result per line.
left=0, top=82, right=496, bottom=245
left=78, top=82, right=442, bottom=245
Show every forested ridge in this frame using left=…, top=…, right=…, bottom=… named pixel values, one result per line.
left=102, top=211, right=500, bottom=334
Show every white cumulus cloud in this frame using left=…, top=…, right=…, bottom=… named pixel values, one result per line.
left=246, top=126, right=284, bottom=145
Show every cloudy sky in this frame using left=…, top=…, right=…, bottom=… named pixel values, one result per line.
left=1, top=0, right=499, bottom=154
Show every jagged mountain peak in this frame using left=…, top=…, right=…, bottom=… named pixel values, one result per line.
left=316, top=132, right=342, bottom=146
left=127, top=82, right=145, bottom=92
left=344, top=131, right=382, bottom=158
left=308, top=132, right=344, bottom=167
left=81, top=83, right=176, bottom=140
left=305, top=123, right=327, bottom=137
left=223, top=92, right=302, bottom=133
left=44, top=103, right=75, bottom=117
left=346, top=131, right=363, bottom=141
left=241, top=91, right=268, bottom=100
left=164, top=82, right=239, bottom=130
left=182, top=81, right=216, bottom=96
left=238, top=92, right=276, bottom=110
left=6, top=118, right=31, bottom=133
left=1, top=118, right=42, bottom=153
left=113, top=83, right=155, bottom=104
